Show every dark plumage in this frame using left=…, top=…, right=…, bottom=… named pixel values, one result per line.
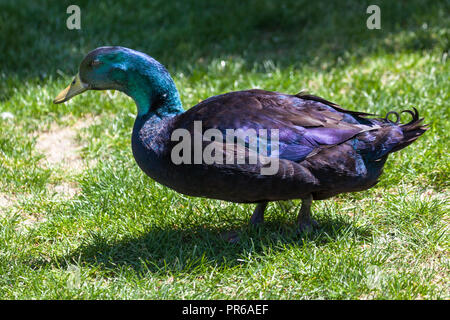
left=54, top=47, right=428, bottom=233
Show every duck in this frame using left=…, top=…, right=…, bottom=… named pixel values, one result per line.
left=53, top=46, right=428, bottom=232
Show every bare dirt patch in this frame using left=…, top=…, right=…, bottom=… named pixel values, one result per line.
left=35, top=116, right=96, bottom=174
left=16, top=212, right=47, bottom=232
left=0, top=194, right=12, bottom=207
left=420, top=188, right=449, bottom=202
left=47, top=182, right=81, bottom=199
left=35, top=115, right=98, bottom=200
left=0, top=194, right=14, bottom=215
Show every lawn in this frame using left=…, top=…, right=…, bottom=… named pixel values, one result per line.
left=0, top=0, right=448, bottom=299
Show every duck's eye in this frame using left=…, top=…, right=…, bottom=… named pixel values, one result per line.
left=90, top=59, right=102, bottom=67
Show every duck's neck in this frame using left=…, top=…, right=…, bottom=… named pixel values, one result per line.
left=123, top=57, right=184, bottom=119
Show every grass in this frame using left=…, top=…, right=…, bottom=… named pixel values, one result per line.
left=0, top=0, right=449, bottom=299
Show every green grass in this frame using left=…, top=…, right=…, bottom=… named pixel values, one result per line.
left=0, top=0, right=449, bottom=299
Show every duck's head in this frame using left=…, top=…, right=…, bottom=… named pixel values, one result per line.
left=54, top=46, right=182, bottom=117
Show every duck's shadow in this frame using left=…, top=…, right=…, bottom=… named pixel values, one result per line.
left=53, top=215, right=371, bottom=275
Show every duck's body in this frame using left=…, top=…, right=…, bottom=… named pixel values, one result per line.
left=54, top=47, right=428, bottom=232
left=132, top=88, right=424, bottom=203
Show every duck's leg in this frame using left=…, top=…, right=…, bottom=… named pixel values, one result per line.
left=250, top=202, right=268, bottom=226
left=222, top=202, right=267, bottom=243
left=297, top=194, right=318, bottom=233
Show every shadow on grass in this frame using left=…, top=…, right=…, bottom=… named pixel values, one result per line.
left=47, top=214, right=372, bottom=276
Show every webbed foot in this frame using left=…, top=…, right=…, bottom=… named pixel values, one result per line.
left=298, top=218, right=319, bottom=234
left=220, top=231, right=240, bottom=243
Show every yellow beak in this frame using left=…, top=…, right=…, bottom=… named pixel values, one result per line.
left=53, top=74, right=89, bottom=104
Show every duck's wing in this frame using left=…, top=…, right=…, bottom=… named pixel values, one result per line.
left=172, top=89, right=379, bottom=163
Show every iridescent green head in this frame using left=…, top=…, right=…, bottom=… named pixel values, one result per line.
left=54, top=46, right=183, bottom=117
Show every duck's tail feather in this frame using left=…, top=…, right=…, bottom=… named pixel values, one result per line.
left=388, top=107, right=429, bottom=153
